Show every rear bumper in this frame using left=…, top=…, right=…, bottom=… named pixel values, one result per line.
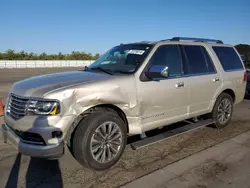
left=2, top=123, right=64, bottom=158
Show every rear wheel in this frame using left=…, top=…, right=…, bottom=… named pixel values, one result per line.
left=72, top=108, right=127, bottom=170
left=210, top=93, right=234, bottom=128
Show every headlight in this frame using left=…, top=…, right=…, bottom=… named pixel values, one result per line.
left=27, top=100, right=60, bottom=115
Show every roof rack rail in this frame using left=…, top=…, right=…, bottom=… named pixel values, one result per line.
left=140, top=41, right=151, bottom=43
left=170, top=37, right=223, bottom=44
left=159, top=39, right=171, bottom=42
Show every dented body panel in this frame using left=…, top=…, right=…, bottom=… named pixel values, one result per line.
left=6, top=70, right=142, bottom=135
left=44, top=73, right=141, bottom=135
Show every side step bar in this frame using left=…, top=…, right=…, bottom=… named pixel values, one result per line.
left=130, top=119, right=215, bottom=150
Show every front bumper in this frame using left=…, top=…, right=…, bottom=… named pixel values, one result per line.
left=2, top=123, right=64, bottom=158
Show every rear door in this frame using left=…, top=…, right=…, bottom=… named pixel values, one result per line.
left=181, top=45, right=222, bottom=117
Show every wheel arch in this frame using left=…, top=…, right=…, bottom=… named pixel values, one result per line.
left=65, top=104, right=129, bottom=148
left=211, top=88, right=236, bottom=111
left=221, top=89, right=235, bottom=102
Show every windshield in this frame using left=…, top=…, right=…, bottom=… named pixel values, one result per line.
left=87, top=44, right=153, bottom=74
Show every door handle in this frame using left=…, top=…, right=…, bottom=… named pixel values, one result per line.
left=175, top=82, right=184, bottom=88
left=213, top=78, right=220, bottom=82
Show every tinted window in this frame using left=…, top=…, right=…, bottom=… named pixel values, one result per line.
left=202, top=47, right=216, bottom=73
left=183, top=45, right=215, bottom=74
left=213, top=46, right=243, bottom=71
left=148, top=45, right=182, bottom=76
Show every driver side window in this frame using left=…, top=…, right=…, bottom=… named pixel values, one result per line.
left=148, top=45, right=182, bottom=77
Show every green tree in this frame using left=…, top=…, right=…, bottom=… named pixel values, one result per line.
left=39, top=52, right=47, bottom=60
left=0, top=49, right=100, bottom=60
left=235, top=44, right=250, bottom=61
left=5, top=49, right=16, bottom=60
left=93, top=53, right=100, bottom=60
left=58, top=52, right=65, bottom=60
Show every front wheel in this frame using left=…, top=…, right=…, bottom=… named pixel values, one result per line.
left=210, top=93, right=234, bottom=128
left=72, top=108, right=127, bottom=170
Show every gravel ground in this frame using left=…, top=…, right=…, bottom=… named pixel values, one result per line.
left=0, top=68, right=250, bottom=188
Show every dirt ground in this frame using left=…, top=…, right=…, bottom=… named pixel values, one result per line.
left=123, top=131, right=250, bottom=188
left=0, top=68, right=250, bottom=188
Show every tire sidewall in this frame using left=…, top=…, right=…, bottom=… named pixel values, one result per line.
left=73, top=111, right=127, bottom=170
left=212, top=93, right=234, bottom=128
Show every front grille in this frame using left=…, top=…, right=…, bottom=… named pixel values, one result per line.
left=7, top=94, right=29, bottom=120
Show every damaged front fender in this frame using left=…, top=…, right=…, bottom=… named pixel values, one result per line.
left=43, top=75, right=142, bottom=135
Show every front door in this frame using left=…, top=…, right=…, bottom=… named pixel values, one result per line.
left=136, top=45, right=189, bottom=132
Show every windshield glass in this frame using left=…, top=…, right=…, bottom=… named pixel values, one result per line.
left=87, top=44, right=153, bottom=74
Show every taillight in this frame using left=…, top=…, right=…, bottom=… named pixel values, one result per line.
left=244, top=71, right=247, bottom=82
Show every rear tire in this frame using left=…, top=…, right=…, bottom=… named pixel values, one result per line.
left=72, top=108, right=127, bottom=171
left=210, top=93, right=234, bottom=128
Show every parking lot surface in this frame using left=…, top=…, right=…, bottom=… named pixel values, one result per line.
left=0, top=68, right=250, bottom=188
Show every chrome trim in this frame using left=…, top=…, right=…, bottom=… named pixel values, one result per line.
left=181, top=72, right=217, bottom=77
left=10, top=110, right=26, bottom=116
left=11, top=97, right=29, bottom=104
left=6, top=93, right=61, bottom=120
left=22, top=140, right=44, bottom=145
left=7, top=94, right=29, bottom=120
left=213, top=78, right=220, bottom=82
left=151, top=72, right=217, bottom=81
left=175, top=82, right=184, bottom=88
left=160, top=66, right=169, bottom=78
left=8, top=103, right=26, bottom=112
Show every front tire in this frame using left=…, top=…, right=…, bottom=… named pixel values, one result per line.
left=210, top=93, right=234, bottom=128
left=72, top=108, right=127, bottom=171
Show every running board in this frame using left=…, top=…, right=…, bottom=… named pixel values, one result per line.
left=130, top=119, right=214, bottom=150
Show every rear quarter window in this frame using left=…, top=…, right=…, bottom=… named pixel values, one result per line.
left=212, top=46, right=244, bottom=71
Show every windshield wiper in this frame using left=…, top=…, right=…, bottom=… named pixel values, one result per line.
left=90, top=67, right=113, bottom=75
left=79, top=66, right=89, bottom=71
left=84, top=66, right=89, bottom=71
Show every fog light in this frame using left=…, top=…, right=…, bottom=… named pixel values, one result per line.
left=48, top=138, right=59, bottom=144
left=52, top=131, right=62, bottom=138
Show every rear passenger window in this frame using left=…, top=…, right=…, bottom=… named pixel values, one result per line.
left=182, top=45, right=215, bottom=74
left=212, top=46, right=243, bottom=71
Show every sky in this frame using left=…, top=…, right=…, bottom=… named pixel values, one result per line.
left=0, top=0, right=250, bottom=54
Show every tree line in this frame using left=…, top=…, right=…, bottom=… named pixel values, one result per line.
left=235, top=44, right=250, bottom=61
left=0, top=50, right=100, bottom=60
left=0, top=44, right=249, bottom=61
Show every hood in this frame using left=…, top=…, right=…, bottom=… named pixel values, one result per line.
left=10, top=71, right=112, bottom=98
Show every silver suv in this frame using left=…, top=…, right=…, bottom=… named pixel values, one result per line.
left=3, top=37, right=247, bottom=170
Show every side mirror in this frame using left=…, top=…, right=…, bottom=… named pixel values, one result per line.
left=160, top=66, right=169, bottom=78
left=144, top=65, right=169, bottom=79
